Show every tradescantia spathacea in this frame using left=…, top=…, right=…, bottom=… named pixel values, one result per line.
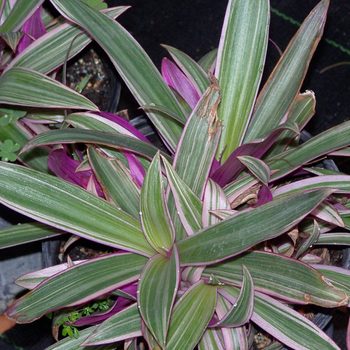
left=1, top=0, right=350, bottom=349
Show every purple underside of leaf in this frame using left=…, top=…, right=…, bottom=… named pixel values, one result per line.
left=15, top=260, right=86, bottom=289
left=48, top=147, right=104, bottom=197
left=252, top=184, right=273, bottom=207
left=124, top=152, right=145, bottom=187
left=211, top=125, right=295, bottom=186
left=17, top=6, right=46, bottom=54
left=97, top=111, right=151, bottom=143
left=161, top=58, right=200, bottom=109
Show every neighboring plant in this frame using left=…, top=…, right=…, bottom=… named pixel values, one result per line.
left=1, top=0, right=350, bottom=349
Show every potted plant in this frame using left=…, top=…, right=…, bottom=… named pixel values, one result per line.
left=1, top=0, right=350, bottom=349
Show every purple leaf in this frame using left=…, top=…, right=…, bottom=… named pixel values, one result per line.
left=211, top=122, right=299, bottom=186
left=124, top=152, right=145, bottom=187
left=252, top=184, right=273, bottom=207
left=17, top=6, right=46, bottom=54
left=98, top=111, right=151, bottom=143
left=48, top=147, right=104, bottom=197
left=161, top=58, right=200, bottom=109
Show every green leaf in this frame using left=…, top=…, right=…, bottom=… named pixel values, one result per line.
left=237, top=155, right=270, bottom=186
left=138, top=247, right=179, bottom=348
left=20, top=128, right=172, bottom=163
left=0, top=222, right=62, bottom=249
left=202, top=179, right=231, bottom=227
left=177, top=188, right=334, bottom=265
left=141, top=153, right=175, bottom=254
left=244, top=0, right=329, bottom=143
left=0, top=67, right=98, bottom=110
left=0, top=0, right=44, bottom=33
left=210, top=265, right=254, bottom=327
left=214, top=295, right=248, bottom=349
left=204, top=251, right=347, bottom=307
left=269, top=120, right=350, bottom=180
left=162, top=156, right=203, bottom=235
left=0, top=162, right=155, bottom=256
left=88, top=147, right=140, bottom=219
left=222, top=286, right=340, bottom=350
left=81, top=0, right=107, bottom=10
left=50, top=0, right=185, bottom=152
left=82, top=304, right=142, bottom=346
left=197, top=49, right=217, bottom=71
left=265, top=91, right=315, bottom=157
left=173, top=79, right=221, bottom=199
left=166, top=280, right=217, bottom=350
left=0, top=31, right=24, bottom=51
left=5, top=253, right=147, bottom=323
left=216, top=0, right=269, bottom=161
left=198, top=328, right=224, bottom=350
left=7, top=7, right=127, bottom=74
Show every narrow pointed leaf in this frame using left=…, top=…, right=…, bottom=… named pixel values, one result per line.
left=295, top=220, right=320, bottom=258
left=221, top=286, right=341, bottom=350
left=7, top=7, right=127, bottom=74
left=315, top=232, right=350, bottom=246
left=204, top=251, right=347, bottom=307
left=88, top=147, right=140, bottom=219
left=138, top=247, right=179, bottom=348
left=162, top=44, right=210, bottom=95
left=141, top=152, right=175, bottom=254
left=0, top=67, right=98, bottom=110
left=162, top=156, right=203, bottom=235
left=166, top=280, right=217, bottom=350
left=273, top=175, right=350, bottom=198
left=266, top=91, right=316, bottom=157
left=270, top=120, right=350, bottom=181
left=237, top=155, right=270, bottom=186
left=312, top=265, right=350, bottom=290
left=140, top=103, right=186, bottom=125
left=198, top=49, right=217, bottom=71
left=0, top=162, right=155, bottom=256
left=198, top=329, right=225, bottom=350
left=0, top=222, right=62, bottom=249
left=50, top=0, right=185, bottom=152
left=15, top=260, right=85, bottom=289
left=210, top=265, right=254, bottom=327
left=244, top=0, right=329, bottom=143
left=177, top=189, right=334, bottom=266
left=215, top=296, right=248, bottom=350
left=173, top=79, right=221, bottom=199
left=5, top=253, right=147, bottom=323
left=82, top=303, right=142, bottom=346
left=202, top=178, right=230, bottom=227
left=215, top=0, right=269, bottom=161
left=311, top=201, right=344, bottom=227
left=20, top=128, right=172, bottom=163
left=66, top=111, right=150, bottom=142
left=0, top=0, right=44, bottom=33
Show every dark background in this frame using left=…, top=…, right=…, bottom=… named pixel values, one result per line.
left=1, top=1, right=350, bottom=349
left=108, top=0, right=350, bottom=136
